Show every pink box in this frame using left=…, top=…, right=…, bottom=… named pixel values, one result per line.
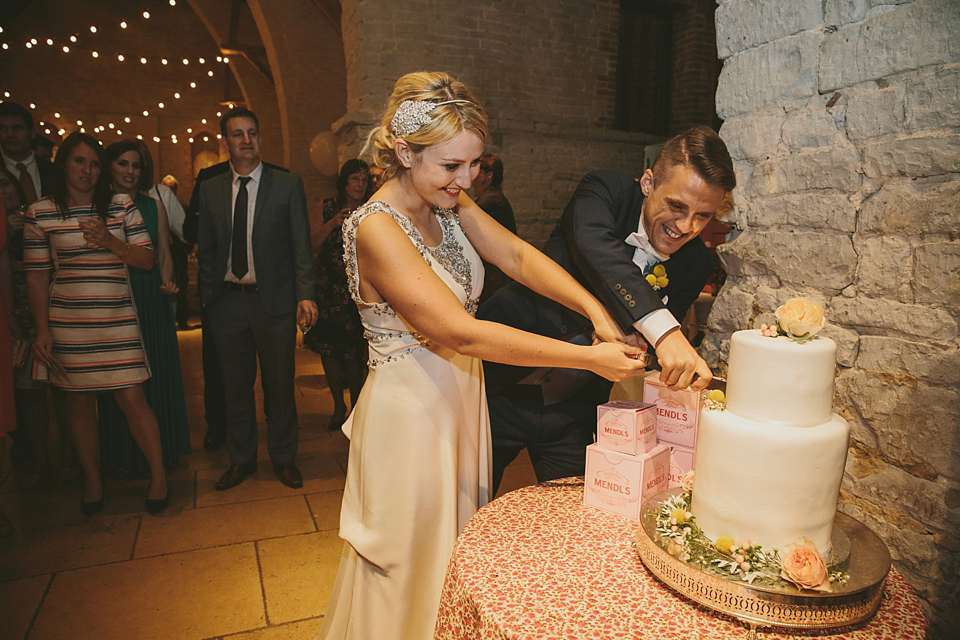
left=668, top=444, right=695, bottom=489
left=642, top=373, right=702, bottom=448
left=583, top=443, right=670, bottom=521
left=596, top=400, right=657, bottom=455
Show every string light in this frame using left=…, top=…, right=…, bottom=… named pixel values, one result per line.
left=182, top=58, right=188, bottom=65
left=143, top=11, right=151, bottom=19
left=70, top=36, right=77, bottom=42
left=62, top=46, right=69, bottom=52
left=89, top=26, right=97, bottom=33
left=140, top=57, right=147, bottom=64
left=174, top=93, right=181, bottom=99
left=124, top=117, right=131, bottom=123
left=117, top=54, right=125, bottom=61
left=54, top=112, right=60, bottom=118
left=46, top=38, right=53, bottom=45
left=91, top=51, right=99, bottom=58
left=120, top=21, right=128, bottom=29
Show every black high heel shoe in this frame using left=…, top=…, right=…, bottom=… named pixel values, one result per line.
left=327, top=406, right=347, bottom=431
left=81, top=498, right=104, bottom=516
left=145, top=493, right=169, bottom=515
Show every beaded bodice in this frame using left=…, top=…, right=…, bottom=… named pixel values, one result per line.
left=342, top=200, right=484, bottom=366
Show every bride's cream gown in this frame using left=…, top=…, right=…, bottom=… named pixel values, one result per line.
left=318, top=201, right=492, bottom=640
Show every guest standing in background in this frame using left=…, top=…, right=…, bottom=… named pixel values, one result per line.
left=305, top=159, right=370, bottom=431
left=158, top=173, right=193, bottom=330
left=197, top=108, right=317, bottom=491
left=1, top=193, right=18, bottom=536
left=0, top=102, right=53, bottom=205
left=2, top=166, right=76, bottom=487
left=97, top=140, right=191, bottom=474
left=24, top=132, right=168, bottom=515
left=471, top=153, right=517, bottom=304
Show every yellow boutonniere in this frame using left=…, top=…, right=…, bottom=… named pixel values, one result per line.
left=644, top=263, right=668, bottom=290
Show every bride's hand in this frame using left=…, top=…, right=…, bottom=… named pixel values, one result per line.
left=586, top=341, right=647, bottom=382
left=588, top=304, right=632, bottom=345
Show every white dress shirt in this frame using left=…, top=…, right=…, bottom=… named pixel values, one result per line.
left=225, top=162, right=263, bottom=285
left=151, top=183, right=187, bottom=243
left=625, top=222, right=680, bottom=347
left=3, top=151, right=42, bottom=196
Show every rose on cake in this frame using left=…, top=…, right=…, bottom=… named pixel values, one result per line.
left=780, top=537, right=832, bottom=592
left=775, top=298, right=825, bottom=341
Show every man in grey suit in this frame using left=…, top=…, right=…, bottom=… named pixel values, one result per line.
left=198, top=107, right=318, bottom=491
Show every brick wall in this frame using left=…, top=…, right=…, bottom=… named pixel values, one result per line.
left=709, top=1, right=960, bottom=634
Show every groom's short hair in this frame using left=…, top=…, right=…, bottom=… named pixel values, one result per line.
left=653, top=125, right=736, bottom=192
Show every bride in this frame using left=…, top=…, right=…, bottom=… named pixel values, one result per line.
left=318, top=71, right=645, bottom=640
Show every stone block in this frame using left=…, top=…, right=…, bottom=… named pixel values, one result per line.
left=837, top=370, right=960, bottom=480
left=858, top=335, right=960, bottom=386
left=913, top=242, right=960, bottom=307
left=824, top=0, right=868, bottom=28
left=749, top=146, right=861, bottom=196
left=716, top=0, right=822, bottom=58
left=718, top=111, right=784, bottom=160
left=856, top=236, right=914, bottom=300
left=861, top=132, right=960, bottom=179
left=716, top=31, right=820, bottom=118
left=719, top=230, right=857, bottom=291
left=905, top=64, right=960, bottom=130
left=819, top=0, right=960, bottom=92
left=782, top=107, right=843, bottom=149
left=858, top=178, right=960, bottom=235
left=843, top=464, right=957, bottom=534
left=845, top=86, right=905, bottom=140
left=824, top=324, right=860, bottom=368
left=829, top=296, right=958, bottom=340
left=703, top=284, right=754, bottom=332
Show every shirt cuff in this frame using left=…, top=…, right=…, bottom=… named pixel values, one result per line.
left=633, top=309, right=680, bottom=347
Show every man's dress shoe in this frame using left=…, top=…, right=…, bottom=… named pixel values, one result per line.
left=273, top=462, right=303, bottom=489
left=215, top=462, right=257, bottom=491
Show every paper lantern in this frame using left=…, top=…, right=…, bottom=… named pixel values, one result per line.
left=310, top=131, right=339, bottom=176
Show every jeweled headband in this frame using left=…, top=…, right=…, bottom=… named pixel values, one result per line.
left=389, top=99, right=472, bottom=137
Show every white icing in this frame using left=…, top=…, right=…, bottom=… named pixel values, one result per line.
left=691, top=409, right=849, bottom=554
left=691, top=329, right=850, bottom=557
left=726, top=330, right=837, bottom=427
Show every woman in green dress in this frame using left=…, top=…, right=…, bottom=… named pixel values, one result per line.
left=98, top=140, right=191, bottom=473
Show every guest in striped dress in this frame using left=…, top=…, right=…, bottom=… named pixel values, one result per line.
left=23, top=132, right=169, bottom=516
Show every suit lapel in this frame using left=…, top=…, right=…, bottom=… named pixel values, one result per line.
left=253, top=166, right=271, bottom=228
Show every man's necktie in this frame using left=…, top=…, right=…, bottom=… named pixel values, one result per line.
left=232, top=176, right=252, bottom=279
left=16, top=162, right=38, bottom=204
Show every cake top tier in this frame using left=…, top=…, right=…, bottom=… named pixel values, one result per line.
left=725, top=329, right=838, bottom=427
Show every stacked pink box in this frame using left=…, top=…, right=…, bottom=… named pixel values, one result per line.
left=642, top=373, right=701, bottom=489
left=584, top=400, right=669, bottom=521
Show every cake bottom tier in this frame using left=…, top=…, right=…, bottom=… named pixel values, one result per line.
left=690, top=409, right=850, bottom=557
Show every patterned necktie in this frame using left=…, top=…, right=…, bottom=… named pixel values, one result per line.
left=16, top=162, right=38, bottom=204
left=231, top=176, right=252, bottom=279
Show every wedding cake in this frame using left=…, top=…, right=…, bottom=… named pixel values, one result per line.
left=690, top=303, right=850, bottom=558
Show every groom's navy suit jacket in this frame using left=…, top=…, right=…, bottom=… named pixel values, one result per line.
left=479, top=170, right=712, bottom=391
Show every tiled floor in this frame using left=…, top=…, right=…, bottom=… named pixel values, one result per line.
left=0, top=320, right=537, bottom=640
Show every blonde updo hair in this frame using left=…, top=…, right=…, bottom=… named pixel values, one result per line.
left=366, top=71, right=488, bottom=181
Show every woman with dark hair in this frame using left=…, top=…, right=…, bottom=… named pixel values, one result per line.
left=23, top=132, right=168, bottom=515
left=2, top=166, right=77, bottom=487
left=97, top=140, right=190, bottom=474
left=304, top=158, right=370, bottom=431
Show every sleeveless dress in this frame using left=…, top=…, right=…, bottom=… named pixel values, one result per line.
left=22, top=194, right=152, bottom=391
left=98, top=193, right=192, bottom=472
left=318, top=201, right=492, bottom=640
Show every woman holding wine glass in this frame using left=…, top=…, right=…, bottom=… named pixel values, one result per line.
left=23, top=132, right=168, bottom=515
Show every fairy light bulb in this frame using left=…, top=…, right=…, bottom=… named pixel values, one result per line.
left=174, top=93, right=181, bottom=99
left=29, top=102, right=35, bottom=109
left=169, top=0, right=177, bottom=6
left=207, top=70, right=214, bottom=77
left=158, top=102, right=165, bottom=109
left=161, top=58, right=168, bottom=65
left=198, top=57, right=205, bottom=64
left=140, top=57, right=147, bottom=64
left=76, top=120, right=83, bottom=125
left=62, top=45, right=69, bottom=52
left=182, top=58, right=189, bottom=65
left=108, top=123, right=115, bottom=129
left=91, top=51, right=99, bottom=58
left=70, top=35, right=77, bottom=42
left=143, top=11, right=151, bottom=19
left=143, top=110, right=149, bottom=116
left=2, top=44, right=9, bottom=50
left=120, top=21, right=128, bottom=29
left=46, top=38, right=53, bottom=45
left=117, top=54, right=124, bottom=61
left=25, top=42, right=32, bottom=49
left=54, top=112, right=60, bottom=118
left=124, top=117, right=130, bottom=123
left=89, top=26, right=96, bottom=33
left=190, top=82, right=197, bottom=88
left=201, top=118, right=207, bottom=124
left=153, top=136, right=160, bottom=142
left=136, top=134, right=143, bottom=140
left=30, top=38, right=37, bottom=44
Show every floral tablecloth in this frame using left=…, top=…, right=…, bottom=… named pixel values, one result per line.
left=435, top=477, right=926, bottom=639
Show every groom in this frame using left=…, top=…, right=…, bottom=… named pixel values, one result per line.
left=197, top=107, right=317, bottom=491
left=479, top=125, right=736, bottom=492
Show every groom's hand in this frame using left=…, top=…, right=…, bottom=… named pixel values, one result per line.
left=654, top=328, right=712, bottom=391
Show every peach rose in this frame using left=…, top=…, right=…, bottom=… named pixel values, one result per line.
left=775, top=298, right=825, bottom=338
left=681, top=470, right=695, bottom=492
left=780, top=538, right=831, bottom=592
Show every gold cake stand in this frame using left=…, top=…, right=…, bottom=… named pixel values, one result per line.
left=635, top=489, right=891, bottom=633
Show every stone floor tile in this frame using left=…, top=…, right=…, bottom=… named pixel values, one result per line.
left=29, top=543, right=265, bottom=640
left=0, top=516, right=139, bottom=581
left=306, top=491, right=343, bottom=532
left=258, top=530, right=344, bottom=625
left=0, top=574, right=51, bottom=640
left=224, top=618, right=323, bottom=640
left=135, top=495, right=315, bottom=558
left=196, top=453, right=345, bottom=509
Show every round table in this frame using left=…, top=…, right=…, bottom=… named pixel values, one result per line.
left=436, top=477, right=927, bottom=639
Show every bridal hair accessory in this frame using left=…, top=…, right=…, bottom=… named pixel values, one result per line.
left=390, top=99, right=472, bottom=137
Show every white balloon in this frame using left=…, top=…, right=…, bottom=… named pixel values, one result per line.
left=310, top=131, right=339, bottom=176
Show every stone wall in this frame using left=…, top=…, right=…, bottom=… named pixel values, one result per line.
left=708, top=0, right=960, bottom=634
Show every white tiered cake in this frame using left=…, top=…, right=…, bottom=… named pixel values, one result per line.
left=690, top=330, right=850, bottom=557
